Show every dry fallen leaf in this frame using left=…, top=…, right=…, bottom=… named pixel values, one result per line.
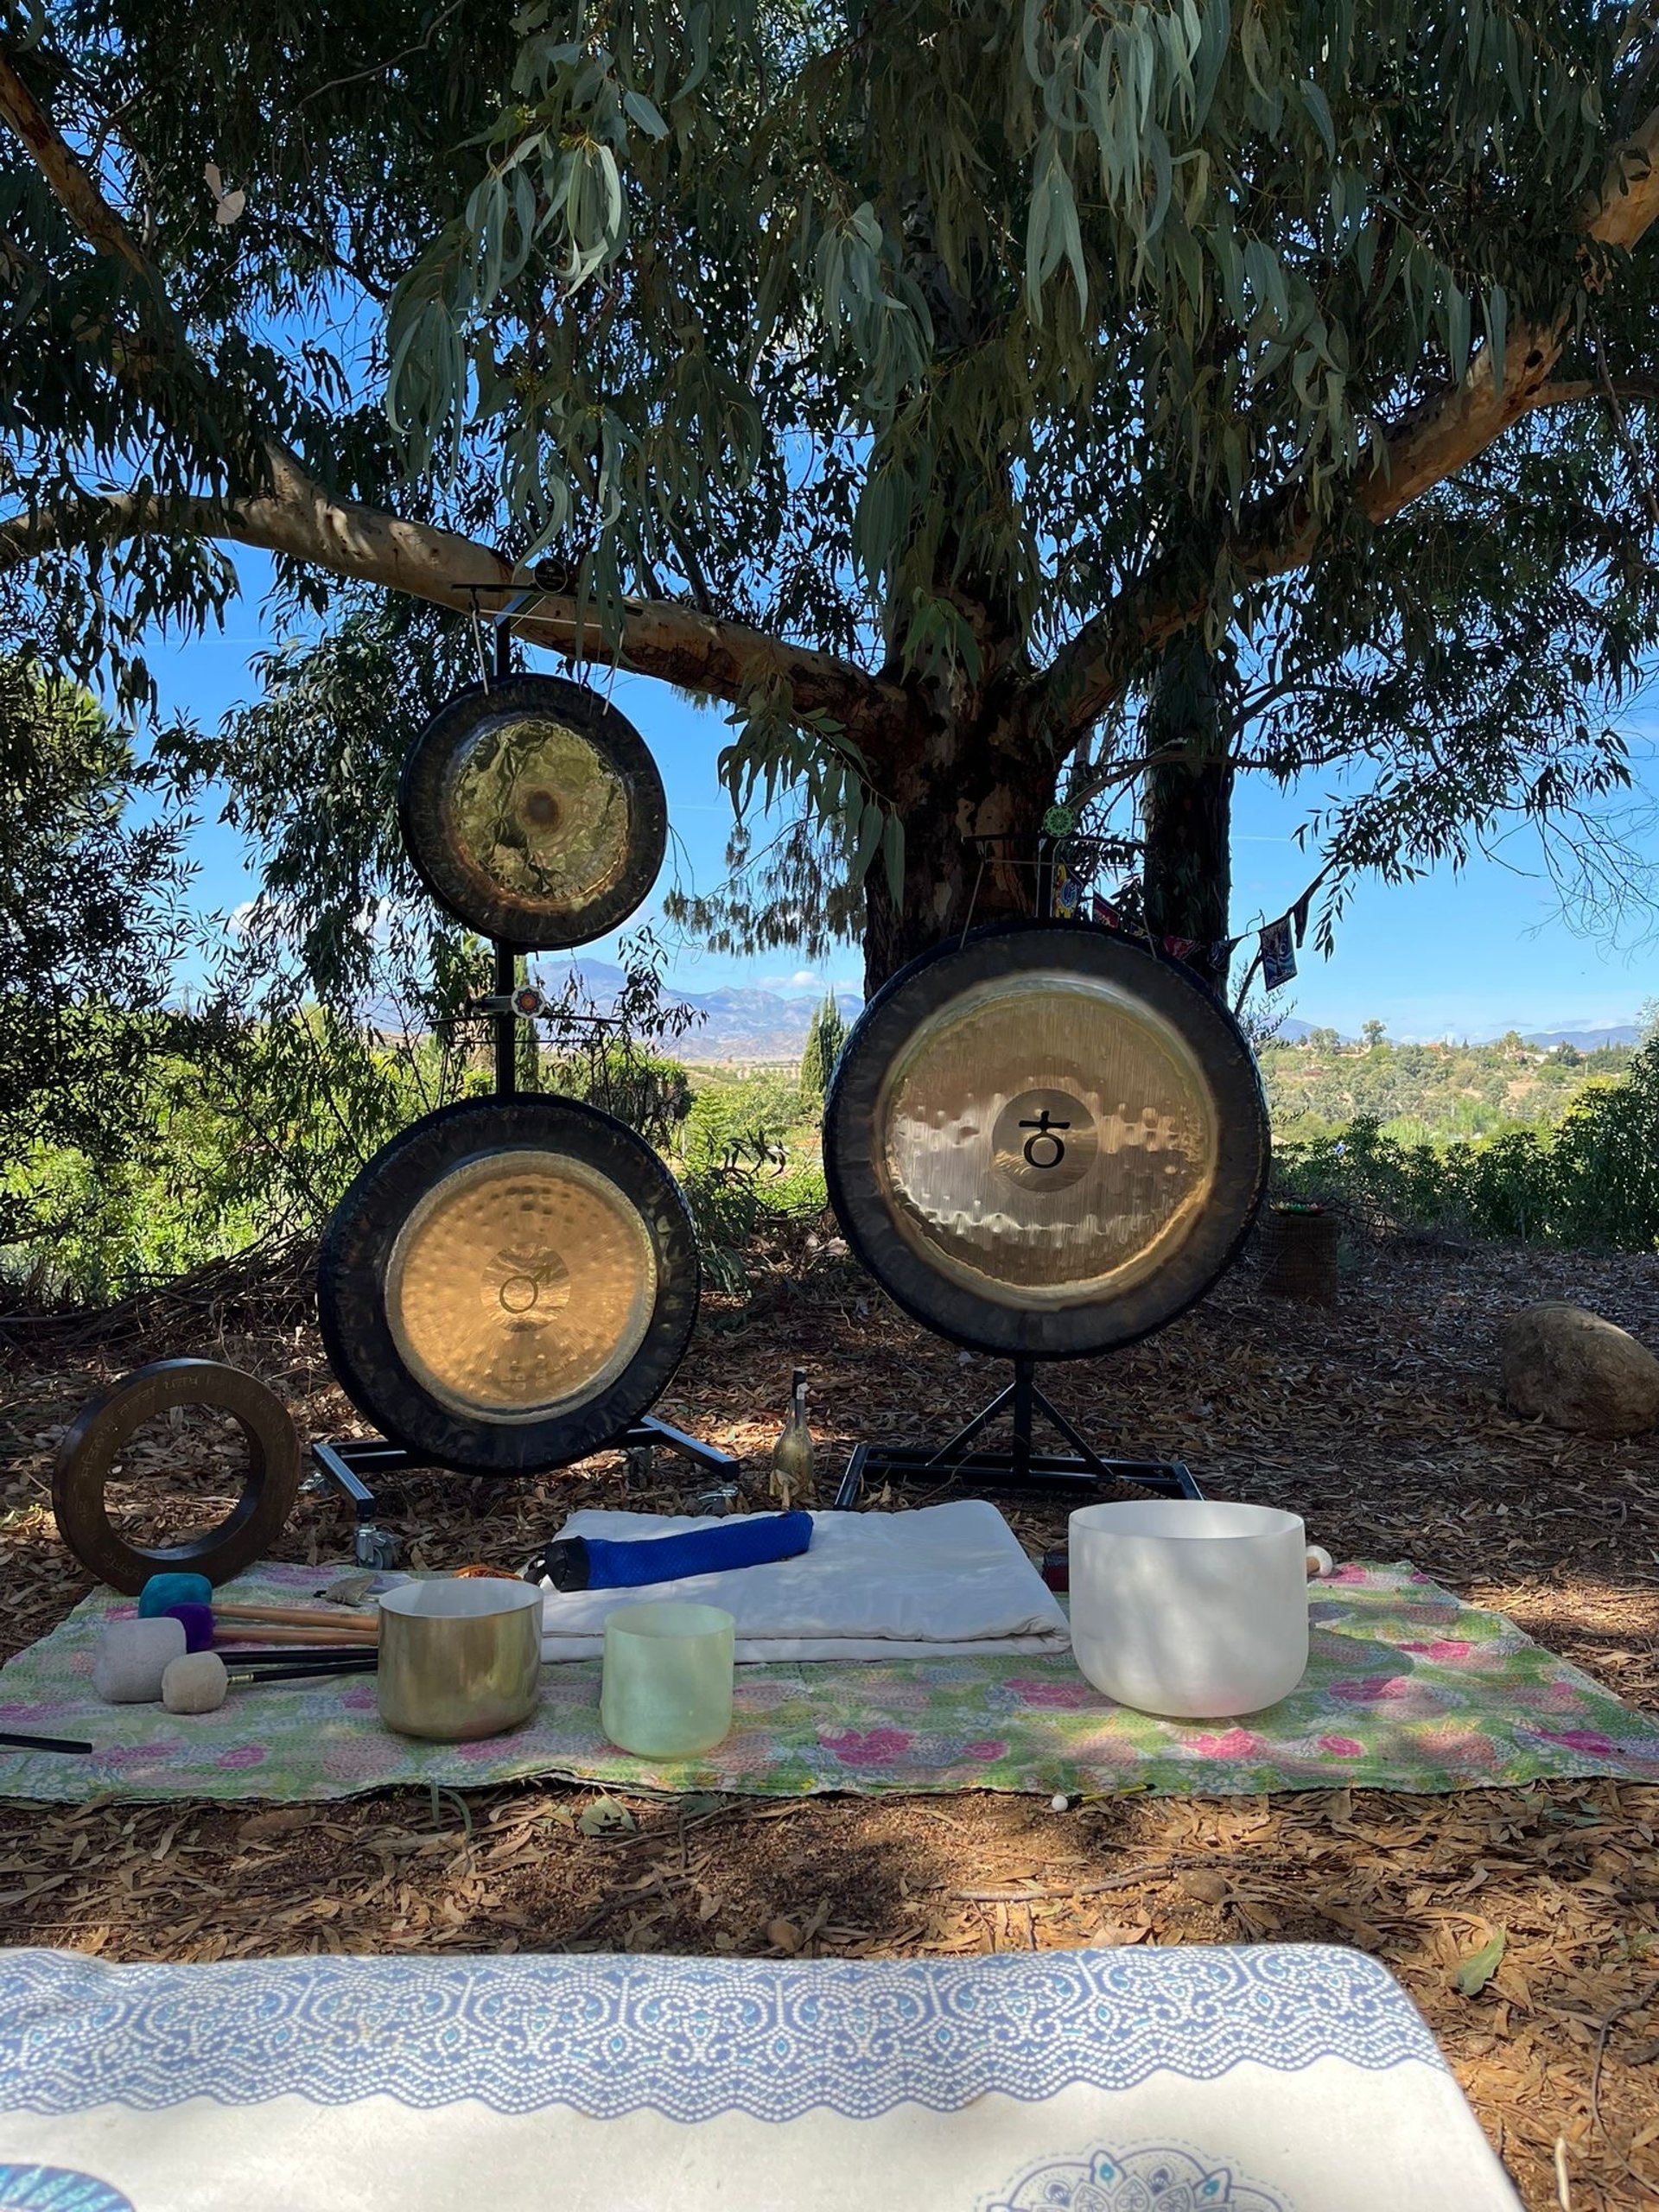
left=578, top=1798, right=636, bottom=1838
left=1452, top=1927, right=1509, bottom=1999
left=766, top=1918, right=803, bottom=1953
left=1176, top=1867, right=1230, bottom=1906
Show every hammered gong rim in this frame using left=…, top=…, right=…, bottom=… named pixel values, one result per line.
left=318, top=1096, right=699, bottom=1473
left=823, top=922, right=1270, bottom=1359
left=397, top=675, right=668, bottom=949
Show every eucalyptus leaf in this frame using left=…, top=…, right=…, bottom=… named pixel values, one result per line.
left=1, top=0, right=1649, bottom=1014
left=578, top=1796, right=638, bottom=1837
left=1452, top=1927, right=1507, bottom=1998
left=623, top=87, right=670, bottom=137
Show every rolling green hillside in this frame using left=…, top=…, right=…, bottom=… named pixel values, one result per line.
left=1258, top=1032, right=1633, bottom=1144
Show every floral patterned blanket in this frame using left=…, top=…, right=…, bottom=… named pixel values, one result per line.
left=2, top=1561, right=1656, bottom=1803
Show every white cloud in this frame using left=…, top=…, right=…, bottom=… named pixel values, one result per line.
left=791, top=968, right=817, bottom=986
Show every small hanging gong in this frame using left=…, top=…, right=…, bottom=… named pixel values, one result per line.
left=398, top=674, right=668, bottom=948
left=823, top=922, right=1270, bottom=1360
left=317, top=1096, right=699, bottom=1474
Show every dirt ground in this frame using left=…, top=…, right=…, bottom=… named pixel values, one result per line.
left=3, top=1224, right=1658, bottom=2210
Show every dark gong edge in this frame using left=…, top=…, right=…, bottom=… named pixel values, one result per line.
left=316, top=1095, right=701, bottom=1475
left=52, top=1358, right=302, bottom=1593
left=397, top=674, right=670, bottom=950
left=823, top=920, right=1271, bottom=1360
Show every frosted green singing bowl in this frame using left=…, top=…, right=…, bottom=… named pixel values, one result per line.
left=601, top=1601, right=735, bottom=1757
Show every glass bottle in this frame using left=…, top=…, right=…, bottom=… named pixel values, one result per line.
left=769, top=1367, right=816, bottom=1510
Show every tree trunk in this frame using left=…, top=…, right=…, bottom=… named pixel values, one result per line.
left=1141, top=629, right=1235, bottom=997
left=861, top=706, right=1053, bottom=996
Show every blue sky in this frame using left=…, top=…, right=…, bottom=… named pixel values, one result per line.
left=143, top=551, right=1659, bottom=1039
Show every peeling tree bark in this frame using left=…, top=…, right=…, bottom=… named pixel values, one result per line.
left=858, top=696, right=1050, bottom=994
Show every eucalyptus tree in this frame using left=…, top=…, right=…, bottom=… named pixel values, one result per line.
left=4, top=3, right=1659, bottom=995
left=0, top=650, right=200, bottom=1239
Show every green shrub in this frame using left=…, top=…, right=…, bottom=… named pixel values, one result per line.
left=1274, top=1039, right=1659, bottom=1250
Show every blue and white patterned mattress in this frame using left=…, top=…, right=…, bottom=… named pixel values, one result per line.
left=0, top=1943, right=1520, bottom=2209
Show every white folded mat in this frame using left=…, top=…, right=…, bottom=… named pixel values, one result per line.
left=537, top=1500, right=1071, bottom=1662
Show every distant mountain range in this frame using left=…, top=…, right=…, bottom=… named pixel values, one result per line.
left=1274, top=1016, right=1640, bottom=1049
left=1519, top=1026, right=1641, bottom=1050
left=537, top=959, right=862, bottom=1063
left=535, top=964, right=1643, bottom=1061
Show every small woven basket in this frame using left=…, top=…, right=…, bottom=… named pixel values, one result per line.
left=1261, top=1205, right=1340, bottom=1300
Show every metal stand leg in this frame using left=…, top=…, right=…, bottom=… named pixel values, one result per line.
left=311, top=1417, right=741, bottom=1539
left=831, top=1357, right=1200, bottom=1509
left=493, top=940, right=518, bottom=1097
left=311, top=1440, right=406, bottom=1567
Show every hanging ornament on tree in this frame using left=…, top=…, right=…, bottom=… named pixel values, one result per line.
left=1260, top=916, right=1297, bottom=990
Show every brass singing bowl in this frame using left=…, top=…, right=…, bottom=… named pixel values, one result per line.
left=377, top=1579, right=543, bottom=1742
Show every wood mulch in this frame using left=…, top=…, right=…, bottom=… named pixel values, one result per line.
left=3, top=1222, right=1658, bottom=2209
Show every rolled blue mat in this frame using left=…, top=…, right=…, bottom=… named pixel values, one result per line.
left=138, top=1572, right=213, bottom=1618
left=540, top=1511, right=813, bottom=1593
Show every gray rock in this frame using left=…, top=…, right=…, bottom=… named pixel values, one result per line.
left=1500, top=1301, right=1659, bottom=1437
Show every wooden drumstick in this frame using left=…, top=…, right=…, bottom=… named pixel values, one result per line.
left=163, top=1605, right=378, bottom=1649
left=213, top=1620, right=378, bottom=1647
left=213, top=1601, right=379, bottom=1632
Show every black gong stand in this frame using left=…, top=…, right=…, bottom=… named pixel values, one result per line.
left=311, top=939, right=738, bottom=1567
left=313, top=621, right=735, bottom=1565
left=832, top=1357, right=1200, bottom=1510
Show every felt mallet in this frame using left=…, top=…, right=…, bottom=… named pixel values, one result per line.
left=94, top=1616, right=188, bottom=1702
left=161, top=1650, right=378, bottom=1714
left=160, top=1601, right=378, bottom=1652
left=137, top=1572, right=213, bottom=1618
left=139, top=1574, right=378, bottom=1638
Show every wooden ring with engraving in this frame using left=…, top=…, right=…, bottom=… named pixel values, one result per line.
left=52, top=1359, right=302, bottom=1593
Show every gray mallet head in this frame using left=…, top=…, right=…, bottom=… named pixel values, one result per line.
left=161, top=1650, right=230, bottom=1714
left=94, top=1617, right=188, bottom=1704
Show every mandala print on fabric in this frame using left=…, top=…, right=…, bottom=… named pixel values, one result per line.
left=0, top=2170, right=135, bottom=2212
left=986, top=2144, right=1290, bottom=2212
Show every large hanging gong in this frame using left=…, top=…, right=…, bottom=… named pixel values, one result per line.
left=318, top=1096, right=699, bottom=1474
left=398, top=674, right=668, bottom=948
left=823, top=923, right=1270, bottom=1360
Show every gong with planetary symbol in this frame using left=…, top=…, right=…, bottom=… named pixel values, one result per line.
left=823, top=922, right=1270, bottom=1361
left=317, top=1096, right=699, bottom=1475
left=398, top=673, right=668, bottom=948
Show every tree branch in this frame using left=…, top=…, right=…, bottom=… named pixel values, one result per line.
left=1044, top=105, right=1659, bottom=736
left=0, top=40, right=903, bottom=734
left=0, top=473, right=904, bottom=726
left=0, top=42, right=149, bottom=281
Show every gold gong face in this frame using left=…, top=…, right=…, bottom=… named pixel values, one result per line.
left=385, top=1150, right=657, bottom=1421
left=874, top=975, right=1218, bottom=1309
left=442, top=714, right=634, bottom=923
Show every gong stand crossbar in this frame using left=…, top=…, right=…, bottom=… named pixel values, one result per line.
left=832, top=1357, right=1202, bottom=1510
left=313, top=1417, right=740, bottom=1570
